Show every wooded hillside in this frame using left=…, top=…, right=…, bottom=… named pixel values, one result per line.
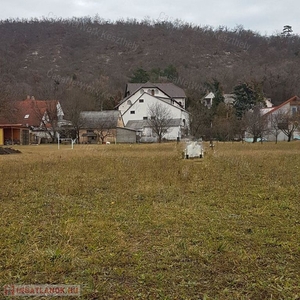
left=1, top=16, right=300, bottom=111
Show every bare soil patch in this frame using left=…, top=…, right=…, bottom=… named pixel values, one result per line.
left=0, top=147, right=21, bottom=155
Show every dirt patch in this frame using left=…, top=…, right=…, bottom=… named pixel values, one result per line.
left=0, top=147, right=22, bottom=155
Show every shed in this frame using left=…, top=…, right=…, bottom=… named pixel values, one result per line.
left=116, top=127, right=137, bottom=143
left=79, top=110, right=124, bottom=144
left=0, top=124, right=30, bottom=145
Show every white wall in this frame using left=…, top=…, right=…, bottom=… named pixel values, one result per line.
left=119, top=88, right=170, bottom=114
left=122, top=93, right=189, bottom=126
left=141, top=126, right=182, bottom=140
left=265, top=102, right=299, bottom=141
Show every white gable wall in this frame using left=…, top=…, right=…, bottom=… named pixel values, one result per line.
left=122, top=93, right=189, bottom=140
left=122, top=93, right=188, bottom=125
left=264, top=101, right=300, bottom=141
left=119, top=88, right=171, bottom=114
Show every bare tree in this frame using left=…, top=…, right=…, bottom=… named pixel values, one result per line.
left=244, top=105, right=269, bottom=143
left=147, top=102, right=173, bottom=143
left=0, top=78, right=16, bottom=122
left=80, top=111, right=118, bottom=144
left=189, top=101, right=212, bottom=140
left=276, top=110, right=300, bottom=142
left=32, top=99, right=59, bottom=142
left=94, top=117, right=114, bottom=144
left=269, top=113, right=282, bottom=144
left=212, top=103, right=241, bottom=141
left=62, top=92, right=86, bottom=142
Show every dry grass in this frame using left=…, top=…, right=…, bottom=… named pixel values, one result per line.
left=0, top=142, right=299, bottom=299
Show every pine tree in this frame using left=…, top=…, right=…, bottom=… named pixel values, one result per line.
left=281, top=25, right=293, bottom=37
left=233, top=81, right=264, bottom=119
left=129, top=68, right=150, bottom=83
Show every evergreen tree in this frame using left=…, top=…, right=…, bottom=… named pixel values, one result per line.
left=233, top=81, right=264, bottom=119
left=149, top=68, right=162, bottom=82
left=205, top=78, right=224, bottom=111
left=162, top=64, right=178, bottom=79
left=281, top=25, right=293, bottom=37
left=129, top=68, right=150, bottom=83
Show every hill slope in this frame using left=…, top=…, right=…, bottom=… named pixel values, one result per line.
left=1, top=17, right=300, bottom=108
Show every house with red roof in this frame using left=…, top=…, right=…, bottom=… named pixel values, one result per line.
left=262, top=95, right=300, bottom=142
left=0, top=96, right=66, bottom=145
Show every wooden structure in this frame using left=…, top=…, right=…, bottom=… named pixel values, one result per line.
left=0, top=124, right=30, bottom=145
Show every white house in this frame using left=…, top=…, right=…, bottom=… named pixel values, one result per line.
left=116, top=82, right=189, bottom=141
left=121, top=82, right=187, bottom=112
left=202, top=92, right=273, bottom=109
left=263, top=95, right=300, bottom=141
left=202, top=92, right=235, bottom=108
left=202, top=92, right=215, bottom=108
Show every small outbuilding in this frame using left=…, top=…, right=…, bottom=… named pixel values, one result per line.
left=116, top=127, right=138, bottom=143
left=0, top=124, right=30, bottom=145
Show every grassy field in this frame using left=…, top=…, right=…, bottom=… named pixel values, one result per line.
left=0, top=142, right=299, bottom=299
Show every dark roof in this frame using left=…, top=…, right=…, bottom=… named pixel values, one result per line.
left=80, top=110, right=120, bottom=129
left=126, top=82, right=186, bottom=98
left=116, top=126, right=137, bottom=132
left=126, top=118, right=182, bottom=130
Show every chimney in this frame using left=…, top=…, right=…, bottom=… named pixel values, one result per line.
left=31, top=96, right=35, bottom=100
left=26, top=95, right=30, bottom=100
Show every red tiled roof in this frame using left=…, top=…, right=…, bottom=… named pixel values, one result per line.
left=0, top=99, right=58, bottom=127
left=264, top=95, right=300, bottom=116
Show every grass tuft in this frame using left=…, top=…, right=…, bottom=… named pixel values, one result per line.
left=0, top=142, right=299, bottom=299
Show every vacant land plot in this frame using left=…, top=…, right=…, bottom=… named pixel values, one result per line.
left=0, top=142, right=299, bottom=299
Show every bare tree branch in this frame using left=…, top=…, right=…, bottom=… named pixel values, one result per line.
left=147, top=102, right=173, bottom=143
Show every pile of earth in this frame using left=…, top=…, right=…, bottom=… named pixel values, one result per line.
left=0, top=147, right=22, bottom=155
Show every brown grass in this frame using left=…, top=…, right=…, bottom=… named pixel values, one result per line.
left=0, top=142, right=299, bottom=299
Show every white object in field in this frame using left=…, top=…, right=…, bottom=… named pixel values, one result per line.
left=184, top=141, right=204, bottom=159
left=71, top=139, right=76, bottom=149
left=106, top=141, right=110, bottom=145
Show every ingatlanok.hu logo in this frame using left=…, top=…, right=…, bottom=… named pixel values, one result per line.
left=3, top=284, right=80, bottom=297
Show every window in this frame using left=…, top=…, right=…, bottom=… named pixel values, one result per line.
left=151, top=116, right=156, bottom=120
left=24, top=114, right=29, bottom=119
left=139, top=99, right=144, bottom=103
left=143, top=117, right=148, bottom=120
left=151, top=89, right=155, bottom=96
left=130, top=111, right=135, bottom=114
left=292, top=107, right=297, bottom=115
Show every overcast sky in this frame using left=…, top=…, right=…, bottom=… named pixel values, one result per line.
left=0, top=0, right=299, bottom=35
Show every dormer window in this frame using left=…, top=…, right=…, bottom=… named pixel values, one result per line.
left=24, top=114, right=29, bottom=119
left=127, top=100, right=132, bottom=106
